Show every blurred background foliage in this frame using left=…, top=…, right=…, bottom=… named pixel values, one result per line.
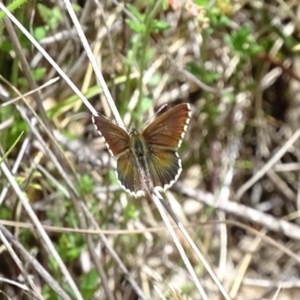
left=1, top=0, right=300, bottom=299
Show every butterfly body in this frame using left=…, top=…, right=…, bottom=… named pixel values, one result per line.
left=120, top=129, right=154, bottom=194
left=130, top=129, right=147, bottom=158
left=92, top=103, right=191, bottom=197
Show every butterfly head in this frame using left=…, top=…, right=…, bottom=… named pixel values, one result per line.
left=129, top=127, right=141, bottom=137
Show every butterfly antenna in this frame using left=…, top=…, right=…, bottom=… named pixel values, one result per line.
left=142, top=104, right=168, bottom=129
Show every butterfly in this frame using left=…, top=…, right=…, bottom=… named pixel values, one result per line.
left=92, top=103, right=191, bottom=197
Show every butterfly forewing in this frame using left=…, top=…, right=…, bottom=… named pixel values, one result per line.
left=143, top=103, right=191, bottom=149
left=92, top=114, right=130, bottom=157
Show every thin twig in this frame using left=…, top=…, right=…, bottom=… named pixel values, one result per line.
left=63, top=0, right=124, bottom=126
left=236, top=128, right=300, bottom=200
left=0, top=2, right=96, bottom=115
left=155, top=191, right=231, bottom=300
left=175, top=183, right=300, bottom=241
left=0, top=160, right=82, bottom=300
left=151, top=191, right=209, bottom=300
left=0, top=224, right=73, bottom=300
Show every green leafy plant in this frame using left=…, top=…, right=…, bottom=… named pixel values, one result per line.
left=224, top=25, right=264, bottom=58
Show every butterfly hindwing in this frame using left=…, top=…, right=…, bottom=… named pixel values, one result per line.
left=116, top=151, right=144, bottom=196
left=147, top=147, right=182, bottom=189
left=92, top=113, right=130, bottom=157
left=143, top=103, right=191, bottom=149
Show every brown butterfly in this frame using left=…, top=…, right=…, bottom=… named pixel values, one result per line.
left=92, top=103, right=191, bottom=197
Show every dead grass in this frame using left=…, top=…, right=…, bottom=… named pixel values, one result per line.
left=1, top=0, right=300, bottom=299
